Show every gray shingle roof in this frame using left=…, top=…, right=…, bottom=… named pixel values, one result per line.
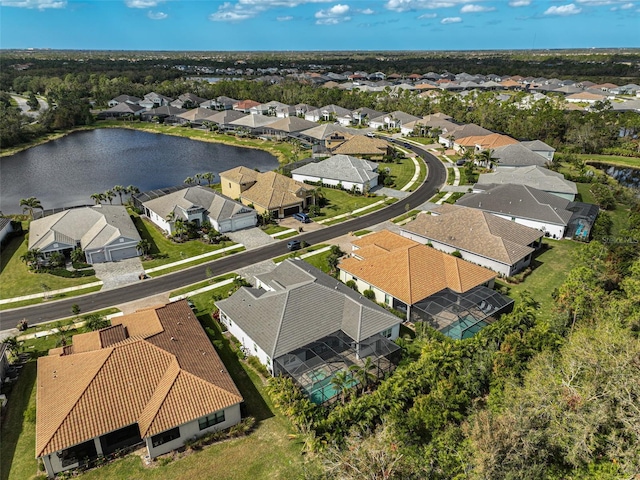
left=456, top=184, right=574, bottom=226
left=28, top=206, right=141, bottom=252
left=143, top=186, right=251, bottom=224
left=477, top=166, right=577, bottom=196
left=520, top=140, right=556, bottom=152
left=217, top=259, right=400, bottom=358
left=291, top=155, right=378, bottom=184
left=491, top=143, right=548, bottom=167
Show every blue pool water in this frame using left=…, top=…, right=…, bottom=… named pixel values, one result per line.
left=444, top=315, right=488, bottom=340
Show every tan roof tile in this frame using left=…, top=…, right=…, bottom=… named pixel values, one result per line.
left=36, top=301, right=242, bottom=458
left=339, top=230, right=496, bottom=304
left=332, top=135, right=391, bottom=156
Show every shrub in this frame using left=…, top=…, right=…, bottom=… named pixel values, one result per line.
left=16, top=319, right=28, bottom=331
left=362, top=289, right=376, bottom=300
left=345, top=280, right=358, bottom=291
left=247, top=355, right=270, bottom=378
left=451, top=250, right=463, bottom=258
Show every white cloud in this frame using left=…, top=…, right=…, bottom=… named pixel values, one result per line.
left=209, top=1, right=262, bottom=21
left=360, top=7, right=374, bottom=14
left=0, top=0, right=65, bottom=9
left=441, top=16, right=462, bottom=23
left=620, top=2, right=634, bottom=8
left=277, top=15, right=293, bottom=20
left=315, top=3, right=351, bottom=23
left=148, top=10, right=167, bottom=19
left=544, top=3, right=582, bottom=15
left=509, top=0, right=530, bottom=5
left=126, top=0, right=160, bottom=8
left=460, top=4, right=495, bottom=12
left=418, top=12, right=437, bottom=17
left=385, top=0, right=472, bottom=13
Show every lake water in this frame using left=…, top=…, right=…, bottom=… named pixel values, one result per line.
left=0, top=128, right=279, bottom=214
left=591, top=162, right=640, bottom=190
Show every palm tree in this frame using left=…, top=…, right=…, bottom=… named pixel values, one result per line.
left=476, top=148, right=497, bottom=169
left=184, top=176, right=195, bottom=186
left=349, top=356, right=377, bottom=393
left=194, top=173, right=203, bottom=185
left=126, top=185, right=139, bottom=196
left=202, top=172, right=215, bottom=186
left=136, top=239, right=151, bottom=256
left=19, top=197, right=43, bottom=219
left=90, top=192, right=105, bottom=205
left=20, top=248, right=43, bottom=270
left=113, top=185, right=126, bottom=204
left=104, top=189, right=115, bottom=205
left=331, top=370, right=352, bottom=405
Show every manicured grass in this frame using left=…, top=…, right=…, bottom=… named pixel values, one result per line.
left=446, top=167, right=455, bottom=185
left=274, top=231, right=299, bottom=240
left=321, top=198, right=396, bottom=226
left=0, top=233, right=99, bottom=300
left=378, top=157, right=415, bottom=190
left=146, top=247, right=245, bottom=277
left=301, top=250, right=334, bottom=274
left=444, top=192, right=465, bottom=204
left=407, top=137, right=439, bottom=146
left=579, top=154, right=640, bottom=168
left=430, top=191, right=446, bottom=203
left=0, top=285, right=105, bottom=311
left=132, top=215, right=237, bottom=270
left=408, top=156, right=428, bottom=192
left=260, top=225, right=289, bottom=235
left=392, top=210, right=421, bottom=224
left=169, top=273, right=237, bottom=298
left=314, top=189, right=383, bottom=220
left=498, top=239, right=581, bottom=322
left=272, top=244, right=328, bottom=264
left=353, top=229, right=372, bottom=237
left=97, top=121, right=296, bottom=164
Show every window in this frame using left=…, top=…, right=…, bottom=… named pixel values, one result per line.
left=151, top=427, right=180, bottom=448
left=253, top=343, right=258, bottom=353
left=384, top=293, right=391, bottom=305
left=199, top=411, right=225, bottom=430
left=381, top=328, right=393, bottom=338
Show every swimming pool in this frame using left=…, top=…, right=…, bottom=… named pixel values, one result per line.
left=443, top=315, right=488, bottom=340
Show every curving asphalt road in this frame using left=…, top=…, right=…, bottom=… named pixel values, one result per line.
left=0, top=142, right=446, bottom=329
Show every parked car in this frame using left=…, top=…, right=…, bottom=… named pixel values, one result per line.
left=287, top=240, right=301, bottom=251
left=456, top=159, right=466, bottom=166
left=292, top=212, right=311, bottom=223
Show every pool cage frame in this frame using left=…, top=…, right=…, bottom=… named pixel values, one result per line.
left=273, top=330, right=401, bottom=406
left=410, top=286, right=514, bottom=340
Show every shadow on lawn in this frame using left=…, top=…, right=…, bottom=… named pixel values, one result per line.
left=0, top=233, right=25, bottom=275
left=198, top=314, right=274, bottom=424
left=0, top=361, right=37, bottom=480
left=130, top=215, right=161, bottom=255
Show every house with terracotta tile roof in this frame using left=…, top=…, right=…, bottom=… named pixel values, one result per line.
left=338, top=230, right=497, bottom=323
left=400, top=204, right=544, bottom=277
left=219, top=166, right=314, bottom=218
left=233, top=99, right=261, bottom=113
left=453, top=133, right=519, bottom=154
left=36, top=300, right=243, bottom=478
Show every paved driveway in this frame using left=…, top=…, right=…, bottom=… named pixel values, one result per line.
left=226, top=227, right=276, bottom=250
left=93, top=257, right=145, bottom=290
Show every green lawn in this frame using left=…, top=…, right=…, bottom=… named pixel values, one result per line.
left=314, top=189, right=384, bottom=221
left=498, top=239, right=581, bottom=322
left=3, top=290, right=314, bottom=480
left=446, top=167, right=455, bottom=185
left=169, top=273, right=237, bottom=298
left=132, top=215, right=237, bottom=270
left=579, top=153, right=640, bottom=168
left=408, top=156, right=428, bottom=192
left=378, top=157, right=415, bottom=190
left=0, top=233, right=99, bottom=300
left=392, top=210, right=421, bottom=224
left=406, top=137, right=439, bottom=146
left=260, top=225, right=289, bottom=235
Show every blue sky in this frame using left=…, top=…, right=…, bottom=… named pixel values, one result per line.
left=1, top=0, right=638, bottom=51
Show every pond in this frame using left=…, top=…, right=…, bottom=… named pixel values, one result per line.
left=590, top=162, right=640, bottom=190
left=0, top=128, right=279, bottom=214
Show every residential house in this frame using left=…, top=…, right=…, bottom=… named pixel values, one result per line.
left=97, top=102, right=145, bottom=119
left=400, top=204, right=544, bottom=277
left=291, top=154, right=379, bottom=193
left=139, top=186, right=257, bottom=234
left=330, top=135, right=392, bottom=160
left=476, top=166, right=577, bottom=200
left=519, top=140, right=556, bottom=162
left=263, top=116, right=319, bottom=136
left=219, top=167, right=314, bottom=218
left=233, top=99, right=261, bottom=113
left=202, top=110, right=248, bottom=129
left=107, top=95, right=141, bottom=108
left=0, top=217, right=15, bottom=245
left=176, top=107, right=219, bottom=126
left=368, top=111, right=421, bottom=130
left=350, top=107, right=386, bottom=126
left=139, top=92, right=174, bottom=110
left=140, top=105, right=187, bottom=124
left=453, top=133, right=519, bottom=154
left=456, top=184, right=598, bottom=240
left=216, top=259, right=402, bottom=405
left=298, top=124, right=361, bottom=144
left=565, top=91, right=607, bottom=104
left=170, top=93, right=208, bottom=109
left=201, top=96, right=239, bottom=111
left=305, top=104, right=353, bottom=123
left=36, top=300, right=243, bottom=478
left=249, top=100, right=290, bottom=117
left=401, top=112, right=457, bottom=137
left=490, top=143, right=549, bottom=168
left=228, top=113, right=280, bottom=134
left=28, top=205, right=141, bottom=264
left=438, top=123, right=493, bottom=148
left=338, top=230, right=497, bottom=323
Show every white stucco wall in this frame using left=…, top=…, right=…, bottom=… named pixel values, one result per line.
left=219, top=309, right=274, bottom=373
left=146, top=404, right=242, bottom=458
left=490, top=213, right=566, bottom=240
left=291, top=173, right=375, bottom=193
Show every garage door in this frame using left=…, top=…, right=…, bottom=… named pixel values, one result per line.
left=89, top=251, right=106, bottom=264
left=110, top=246, right=138, bottom=262
left=283, top=206, right=301, bottom=217
left=230, top=214, right=257, bottom=231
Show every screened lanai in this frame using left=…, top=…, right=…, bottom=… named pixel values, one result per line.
left=273, top=330, right=401, bottom=406
left=410, top=286, right=514, bottom=340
